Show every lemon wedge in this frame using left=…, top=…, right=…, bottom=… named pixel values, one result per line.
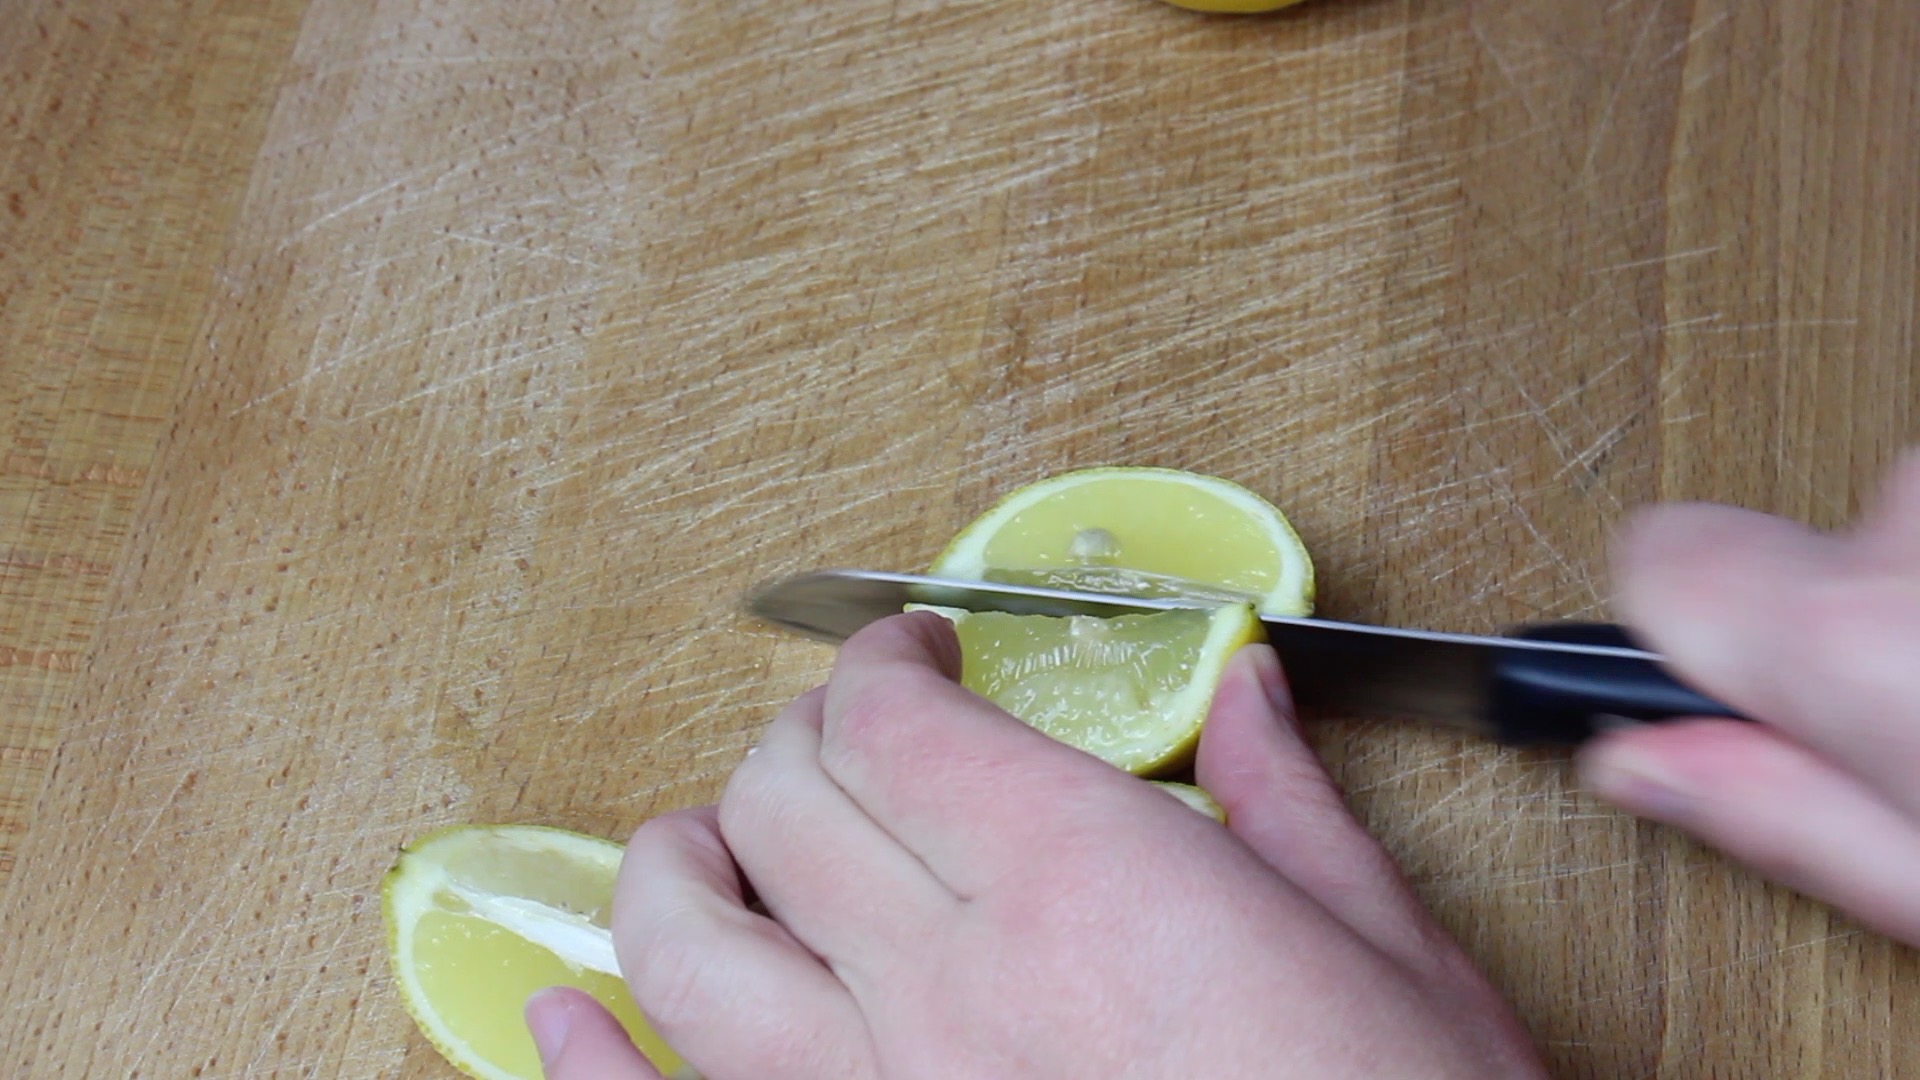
left=918, top=467, right=1307, bottom=774
left=382, top=824, right=693, bottom=1080
left=931, top=466, right=1313, bottom=617
left=917, top=600, right=1263, bottom=775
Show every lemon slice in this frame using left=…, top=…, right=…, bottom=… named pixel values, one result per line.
left=931, top=466, right=1314, bottom=617
left=918, top=601, right=1262, bottom=775
left=1153, top=781, right=1227, bottom=822
left=382, top=824, right=694, bottom=1080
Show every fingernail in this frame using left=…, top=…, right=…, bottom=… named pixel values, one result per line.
left=1581, top=747, right=1694, bottom=821
left=524, top=987, right=574, bottom=1068
left=1246, top=646, right=1297, bottom=726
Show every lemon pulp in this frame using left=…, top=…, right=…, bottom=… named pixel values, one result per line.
left=925, top=601, right=1262, bottom=775
left=921, top=466, right=1308, bottom=774
left=383, top=824, right=691, bottom=1080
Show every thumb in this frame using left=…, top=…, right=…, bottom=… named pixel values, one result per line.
left=1195, top=644, right=1443, bottom=969
left=1577, top=718, right=1920, bottom=945
left=525, top=987, right=667, bottom=1080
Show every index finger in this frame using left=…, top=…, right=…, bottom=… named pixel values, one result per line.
left=817, top=611, right=1132, bottom=896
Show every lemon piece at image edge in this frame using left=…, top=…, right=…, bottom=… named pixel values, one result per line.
left=382, top=824, right=695, bottom=1080
left=930, top=466, right=1314, bottom=618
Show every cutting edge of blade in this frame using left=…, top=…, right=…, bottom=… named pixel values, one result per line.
left=745, top=569, right=1665, bottom=663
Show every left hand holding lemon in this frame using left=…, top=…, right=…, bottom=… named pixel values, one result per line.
left=379, top=467, right=1544, bottom=1080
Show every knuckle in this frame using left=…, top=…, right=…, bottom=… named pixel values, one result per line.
left=828, top=676, right=928, bottom=757
left=624, top=916, right=716, bottom=1033
left=618, top=813, right=701, bottom=902
left=717, top=762, right=777, bottom=845
left=624, top=807, right=697, bottom=860
left=718, top=721, right=803, bottom=831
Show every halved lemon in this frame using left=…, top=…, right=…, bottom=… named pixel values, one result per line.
left=382, top=824, right=693, bottom=1080
left=917, top=600, right=1263, bottom=775
left=931, top=466, right=1314, bottom=617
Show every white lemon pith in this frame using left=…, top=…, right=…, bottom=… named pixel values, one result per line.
left=383, top=825, right=692, bottom=1080
left=1153, top=781, right=1229, bottom=822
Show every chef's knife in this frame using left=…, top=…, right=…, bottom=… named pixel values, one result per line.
left=744, top=569, right=1746, bottom=746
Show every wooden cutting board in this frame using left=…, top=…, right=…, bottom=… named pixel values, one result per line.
left=3, top=0, right=1916, bottom=1076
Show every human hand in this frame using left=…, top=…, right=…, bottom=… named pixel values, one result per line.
left=526, top=611, right=1548, bottom=1079
left=1578, top=450, right=1920, bottom=944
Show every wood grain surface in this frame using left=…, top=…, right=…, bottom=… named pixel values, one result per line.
left=3, top=0, right=1916, bottom=1076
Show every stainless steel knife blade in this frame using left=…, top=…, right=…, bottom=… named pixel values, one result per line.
left=743, top=569, right=1677, bottom=739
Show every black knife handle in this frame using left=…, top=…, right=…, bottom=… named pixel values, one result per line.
left=1487, top=622, right=1748, bottom=745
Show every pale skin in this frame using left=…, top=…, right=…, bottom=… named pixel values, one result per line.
left=523, top=450, right=1920, bottom=1079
